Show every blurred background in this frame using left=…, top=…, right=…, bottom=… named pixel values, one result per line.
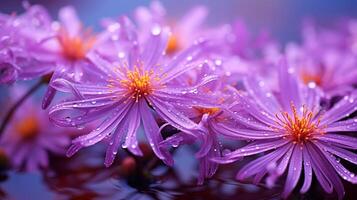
left=1, top=1, right=357, bottom=199
left=1, top=0, right=357, bottom=42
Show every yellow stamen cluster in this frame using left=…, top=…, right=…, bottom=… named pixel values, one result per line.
left=120, top=67, right=161, bottom=102
left=275, top=103, right=323, bottom=143
left=15, top=116, right=39, bottom=140
left=58, top=29, right=95, bottom=61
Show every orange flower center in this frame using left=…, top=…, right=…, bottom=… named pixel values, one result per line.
left=300, top=71, right=322, bottom=86
left=274, top=103, right=323, bottom=143
left=166, top=35, right=180, bottom=54
left=15, top=116, right=40, bottom=140
left=195, top=107, right=220, bottom=116
left=118, top=67, right=163, bottom=102
left=58, top=29, right=95, bottom=61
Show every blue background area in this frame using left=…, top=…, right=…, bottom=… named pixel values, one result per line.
left=1, top=0, right=357, bottom=199
left=1, top=0, right=357, bottom=42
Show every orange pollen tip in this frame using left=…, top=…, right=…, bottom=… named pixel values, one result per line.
left=275, top=103, right=323, bottom=143
left=59, top=29, right=96, bottom=61
left=15, top=116, right=40, bottom=140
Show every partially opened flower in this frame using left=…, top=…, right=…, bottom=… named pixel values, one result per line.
left=0, top=87, right=71, bottom=172
left=49, top=20, right=219, bottom=167
left=213, top=59, right=357, bottom=199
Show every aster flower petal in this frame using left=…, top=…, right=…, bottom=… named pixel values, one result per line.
left=282, top=146, right=303, bottom=198
left=140, top=99, right=172, bottom=164
left=160, top=41, right=207, bottom=83
left=149, top=96, right=199, bottom=133
left=317, top=141, right=357, bottom=165
left=104, top=120, right=126, bottom=167
left=320, top=94, right=357, bottom=124
left=315, top=142, right=357, bottom=183
left=67, top=102, right=133, bottom=157
left=316, top=134, right=357, bottom=150
left=214, top=139, right=290, bottom=164
left=278, top=58, right=302, bottom=111
left=244, top=77, right=281, bottom=115
left=236, top=144, right=292, bottom=180
left=49, top=97, right=119, bottom=127
left=142, top=26, right=169, bottom=70
left=275, top=144, right=295, bottom=175
left=155, top=75, right=220, bottom=108
left=58, top=6, right=81, bottom=37
left=306, top=142, right=344, bottom=196
left=122, top=102, right=143, bottom=156
left=51, top=78, right=119, bottom=96
left=211, top=122, right=283, bottom=139
left=234, top=94, right=278, bottom=127
left=300, top=148, right=313, bottom=193
left=325, top=118, right=357, bottom=132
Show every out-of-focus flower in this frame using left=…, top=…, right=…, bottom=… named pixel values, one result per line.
left=134, top=1, right=227, bottom=55
left=49, top=18, right=219, bottom=167
left=0, top=5, right=117, bottom=108
left=213, top=59, right=357, bottom=199
left=0, top=5, right=54, bottom=84
left=285, top=21, right=357, bottom=97
left=0, top=87, right=71, bottom=171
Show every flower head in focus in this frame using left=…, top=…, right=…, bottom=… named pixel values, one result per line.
left=213, top=59, right=357, bottom=199
left=49, top=19, right=220, bottom=167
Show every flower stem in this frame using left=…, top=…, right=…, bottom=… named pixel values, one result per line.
left=0, top=80, right=44, bottom=136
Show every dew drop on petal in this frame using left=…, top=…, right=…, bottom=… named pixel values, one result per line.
left=151, top=26, right=161, bottom=36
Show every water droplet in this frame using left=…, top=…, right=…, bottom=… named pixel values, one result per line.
left=65, top=117, right=71, bottom=122
left=151, top=26, right=161, bottom=36
left=307, top=82, right=316, bottom=89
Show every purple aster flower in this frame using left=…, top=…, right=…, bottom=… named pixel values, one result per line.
left=284, top=21, right=357, bottom=97
left=49, top=19, right=219, bottom=167
left=0, top=87, right=71, bottom=172
left=134, top=1, right=227, bottom=55
left=0, top=5, right=54, bottom=84
left=213, top=59, right=357, bottom=199
left=0, top=5, right=115, bottom=108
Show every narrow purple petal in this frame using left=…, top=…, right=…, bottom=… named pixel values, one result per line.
left=215, top=139, right=290, bottom=163
left=316, top=134, right=357, bottom=150
left=140, top=99, right=172, bottom=165
left=211, top=122, right=283, bottom=139
left=236, top=144, right=291, bottom=180
left=277, top=58, right=302, bottom=112
left=123, top=103, right=142, bottom=156
left=300, top=148, right=313, bottom=193
left=282, top=145, right=303, bottom=198
left=325, top=118, right=357, bottom=132
left=321, top=93, right=357, bottom=124
left=149, top=96, right=198, bottom=133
